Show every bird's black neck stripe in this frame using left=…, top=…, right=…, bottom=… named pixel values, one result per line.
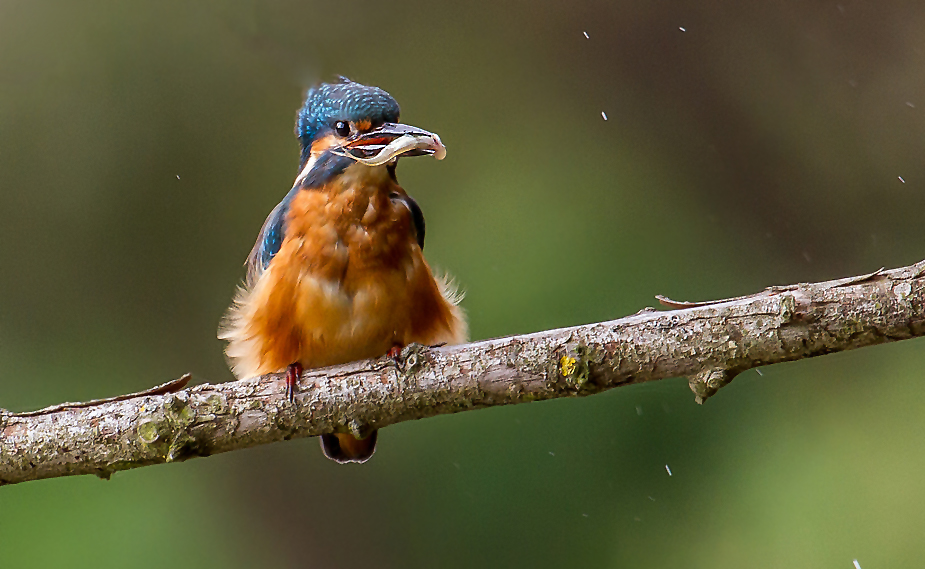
left=298, top=151, right=356, bottom=190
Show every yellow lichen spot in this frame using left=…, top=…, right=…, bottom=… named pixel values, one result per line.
left=560, top=355, right=577, bottom=377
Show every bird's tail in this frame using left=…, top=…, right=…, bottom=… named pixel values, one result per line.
left=320, top=431, right=378, bottom=463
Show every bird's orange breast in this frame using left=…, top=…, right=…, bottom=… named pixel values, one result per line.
left=221, top=170, right=466, bottom=379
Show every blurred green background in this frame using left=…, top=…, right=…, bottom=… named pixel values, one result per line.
left=2, top=0, right=925, bottom=567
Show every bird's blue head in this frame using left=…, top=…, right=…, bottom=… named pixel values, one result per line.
left=297, top=79, right=400, bottom=163
left=293, top=78, right=446, bottom=187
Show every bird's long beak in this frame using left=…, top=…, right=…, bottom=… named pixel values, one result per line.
left=337, top=123, right=446, bottom=166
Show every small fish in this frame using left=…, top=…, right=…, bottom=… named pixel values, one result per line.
left=335, top=133, right=446, bottom=166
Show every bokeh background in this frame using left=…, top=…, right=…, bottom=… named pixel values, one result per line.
left=2, top=1, right=925, bottom=567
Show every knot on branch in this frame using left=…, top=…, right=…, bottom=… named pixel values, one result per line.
left=397, top=343, right=431, bottom=374
left=689, top=368, right=739, bottom=404
left=136, top=393, right=198, bottom=462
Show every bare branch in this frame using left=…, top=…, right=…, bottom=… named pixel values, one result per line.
left=3, top=259, right=925, bottom=486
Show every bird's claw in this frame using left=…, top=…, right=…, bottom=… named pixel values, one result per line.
left=387, top=343, right=433, bottom=373
left=386, top=343, right=411, bottom=371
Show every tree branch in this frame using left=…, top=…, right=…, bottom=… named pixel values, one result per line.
left=3, top=259, right=925, bottom=486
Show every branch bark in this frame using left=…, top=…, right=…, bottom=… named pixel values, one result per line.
left=3, top=259, right=925, bottom=486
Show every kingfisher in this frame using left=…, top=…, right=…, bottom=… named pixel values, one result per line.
left=219, top=78, right=467, bottom=463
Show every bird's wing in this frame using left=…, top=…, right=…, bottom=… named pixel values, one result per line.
left=391, top=192, right=426, bottom=249
left=245, top=187, right=298, bottom=285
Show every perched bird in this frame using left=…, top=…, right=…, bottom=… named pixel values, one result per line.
left=219, top=78, right=467, bottom=463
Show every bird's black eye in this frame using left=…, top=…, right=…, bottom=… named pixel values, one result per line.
left=334, top=121, right=350, bottom=137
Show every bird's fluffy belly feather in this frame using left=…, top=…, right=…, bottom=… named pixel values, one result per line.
left=222, top=259, right=412, bottom=377
left=221, top=178, right=466, bottom=379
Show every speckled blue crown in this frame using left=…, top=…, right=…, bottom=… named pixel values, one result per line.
left=296, top=78, right=401, bottom=165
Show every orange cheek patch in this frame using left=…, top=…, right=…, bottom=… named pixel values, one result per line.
left=310, top=134, right=339, bottom=155
left=355, top=119, right=372, bottom=132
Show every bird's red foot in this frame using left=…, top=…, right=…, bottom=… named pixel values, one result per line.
left=286, top=362, right=303, bottom=403
left=387, top=343, right=404, bottom=364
